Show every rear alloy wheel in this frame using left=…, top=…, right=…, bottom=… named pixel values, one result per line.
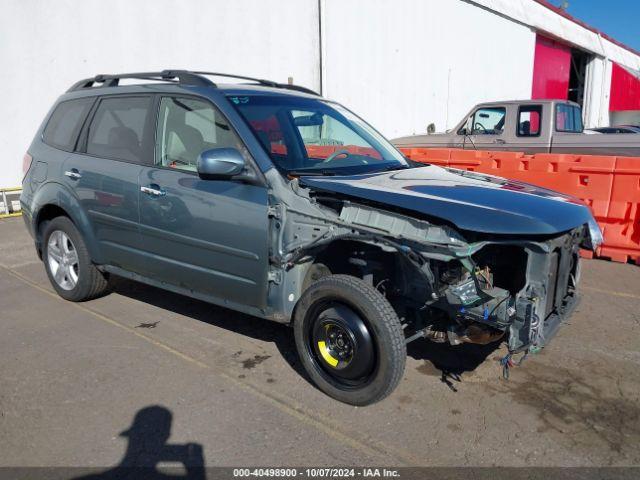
left=47, top=230, right=79, bottom=291
left=42, top=216, right=109, bottom=302
left=294, top=275, right=406, bottom=405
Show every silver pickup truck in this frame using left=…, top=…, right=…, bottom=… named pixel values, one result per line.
left=393, top=99, right=640, bottom=157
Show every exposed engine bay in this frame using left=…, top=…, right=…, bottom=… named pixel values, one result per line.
left=266, top=174, right=594, bottom=356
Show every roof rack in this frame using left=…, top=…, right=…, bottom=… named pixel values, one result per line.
left=191, top=71, right=319, bottom=96
left=67, top=69, right=320, bottom=96
left=67, top=70, right=214, bottom=92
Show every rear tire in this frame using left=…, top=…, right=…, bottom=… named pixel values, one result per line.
left=293, top=274, right=406, bottom=406
left=42, top=216, right=109, bottom=302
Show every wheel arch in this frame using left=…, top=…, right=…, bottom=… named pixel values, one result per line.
left=286, top=238, right=404, bottom=324
left=32, top=182, right=104, bottom=263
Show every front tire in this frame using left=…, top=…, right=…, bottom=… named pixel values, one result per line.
left=42, top=216, right=109, bottom=302
left=293, top=275, right=406, bottom=406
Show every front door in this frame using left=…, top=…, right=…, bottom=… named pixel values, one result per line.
left=137, top=95, right=269, bottom=309
left=459, top=105, right=507, bottom=151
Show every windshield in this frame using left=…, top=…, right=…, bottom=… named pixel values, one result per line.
left=229, top=95, right=408, bottom=175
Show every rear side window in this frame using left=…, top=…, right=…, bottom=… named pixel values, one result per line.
left=555, top=104, right=583, bottom=133
left=517, top=105, right=542, bottom=137
left=43, top=98, right=94, bottom=151
left=87, top=96, right=152, bottom=163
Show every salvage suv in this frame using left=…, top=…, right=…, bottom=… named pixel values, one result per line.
left=21, top=70, right=602, bottom=405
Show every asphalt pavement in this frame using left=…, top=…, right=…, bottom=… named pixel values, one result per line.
left=1, top=216, right=639, bottom=469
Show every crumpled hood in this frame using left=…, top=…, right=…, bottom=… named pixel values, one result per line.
left=300, top=165, right=595, bottom=235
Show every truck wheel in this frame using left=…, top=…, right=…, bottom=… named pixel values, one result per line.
left=293, top=274, right=406, bottom=405
left=42, top=216, right=109, bottom=302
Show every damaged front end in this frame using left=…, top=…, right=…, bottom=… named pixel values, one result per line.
left=416, top=230, right=584, bottom=354
left=267, top=176, right=599, bottom=358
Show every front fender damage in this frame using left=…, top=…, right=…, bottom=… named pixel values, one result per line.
left=266, top=176, right=587, bottom=356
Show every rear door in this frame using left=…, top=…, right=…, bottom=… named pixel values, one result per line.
left=137, top=95, right=269, bottom=309
left=64, top=95, right=154, bottom=272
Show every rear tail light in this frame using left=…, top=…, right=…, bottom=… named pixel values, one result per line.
left=22, top=152, right=33, bottom=180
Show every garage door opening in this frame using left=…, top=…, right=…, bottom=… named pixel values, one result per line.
left=568, top=47, right=591, bottom=106
left=532, top=34, right=592, bottom=108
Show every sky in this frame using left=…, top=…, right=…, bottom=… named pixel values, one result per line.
left=548, top=0, right=640, bottom=51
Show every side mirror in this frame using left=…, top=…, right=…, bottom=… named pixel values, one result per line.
left=197, top=148, right=245, bottom=180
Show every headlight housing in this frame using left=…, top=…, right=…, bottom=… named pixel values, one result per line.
left=583, top=218, right=603, bottom=251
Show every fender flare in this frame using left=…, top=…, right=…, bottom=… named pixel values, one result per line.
left=31, top=180, right=105, bottom=264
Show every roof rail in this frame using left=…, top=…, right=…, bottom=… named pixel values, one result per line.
left=68, top=69, right=320, bottom=96
left=67, top=70, right=214, bottom=92
left=192, top=71, right=320, bottom=96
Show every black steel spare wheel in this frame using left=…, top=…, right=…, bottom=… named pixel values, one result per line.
left=294, top=274, right=406, bottom=406
left=310, top=304, right=376, bottom=384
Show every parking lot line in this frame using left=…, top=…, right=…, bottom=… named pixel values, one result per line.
left=581, top=285, right=640, bottom=300
left=1, top=265, right=210, bottom=370
left=1, top=264, right=422, bottom=466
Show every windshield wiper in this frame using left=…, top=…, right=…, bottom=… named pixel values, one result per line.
left=287, top=169, right=337, bottom=177
left=383, top=164, right=411, bottom=171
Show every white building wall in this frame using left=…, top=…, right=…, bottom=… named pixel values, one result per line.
left=0, top=0, right=320, bottom=189
left=322, top=0, right=537, bottom=139
left=2, top=0, right=640, bottom=189
left=610, top=110, right=640, bottom=126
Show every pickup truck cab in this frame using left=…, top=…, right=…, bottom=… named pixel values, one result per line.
left=393, top=99, right=640, bottom=157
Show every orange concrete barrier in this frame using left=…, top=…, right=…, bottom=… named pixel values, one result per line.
left=400, top=147, right=640, bottom=264
left=599, top=158, right=640, bottom=263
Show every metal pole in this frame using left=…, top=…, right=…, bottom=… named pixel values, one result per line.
left=1, top=189, right=8, bottom=215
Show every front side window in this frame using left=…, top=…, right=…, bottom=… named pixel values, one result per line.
left=517, top=105, right=542, bottom=137
left=155, top=97, right=241, bottom=172
left=43, top=97, right=94, bottom=151
left=87, top=96, right=152, bottom=163
left=555, top=104, right=583, bottom=133
left=460, top=107, right=506, bottom=135
left=231, top=95, right=406, bottom=175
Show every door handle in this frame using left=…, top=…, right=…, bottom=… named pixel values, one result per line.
left=493, top=138, right=506, bottom=145
left=64, top=169, right=82, bottom=180
left=141, top=185, right=166, bottom=197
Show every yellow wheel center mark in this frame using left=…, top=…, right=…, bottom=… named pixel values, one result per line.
left=317, top=340, right=339, bottom=367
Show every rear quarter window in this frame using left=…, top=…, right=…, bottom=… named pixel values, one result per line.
left=43, top=97, right=94, bottom=151
left=517, top=105, right=542, bottom=137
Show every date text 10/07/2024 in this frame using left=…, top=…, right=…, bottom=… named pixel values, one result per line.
left=232, top=468, right=400, bottom=478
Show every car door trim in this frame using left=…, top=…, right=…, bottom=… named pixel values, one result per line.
left=138, top=221, right=260, bottom=261
left=101, top=264, right=276, bottom=321
left=102, top=241, right=257, bottom=285
left=88, top=209, right=139, bottom=233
